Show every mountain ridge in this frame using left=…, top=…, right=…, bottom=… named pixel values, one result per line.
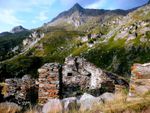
left=46, top=2, right=150, bottom=28
left=48, top=3, right=128, bottom=27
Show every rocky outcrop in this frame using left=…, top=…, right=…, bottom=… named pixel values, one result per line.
left=22, top=31, right=44, bottom=51
left=128, top=63, right=150, bottom=100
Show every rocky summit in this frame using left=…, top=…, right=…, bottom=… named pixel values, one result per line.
left=11, top=26, right=28, bottom=33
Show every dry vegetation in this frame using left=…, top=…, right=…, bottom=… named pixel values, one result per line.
left=0, top=102, right=21, bottom=113
left=86, top=92, right=150, bottom=113
left=0, top=91, right=150, bottom=113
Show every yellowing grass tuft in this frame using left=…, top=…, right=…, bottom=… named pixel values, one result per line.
left=0, top=102, right=21, bottom=113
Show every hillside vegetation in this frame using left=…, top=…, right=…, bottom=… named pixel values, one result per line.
left=0, top=4, right=150, bottom=80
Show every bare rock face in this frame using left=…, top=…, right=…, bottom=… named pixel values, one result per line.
left=128, top=63, right=150, bottom=100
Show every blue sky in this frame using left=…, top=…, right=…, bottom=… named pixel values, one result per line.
left=0, top=0, right=148, bottom=32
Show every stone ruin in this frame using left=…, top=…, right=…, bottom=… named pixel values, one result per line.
left=38, top=63, right=62, bottom=104
left=38, top=56, right=128, bottom=104
left=4, top=75, right=38, bottom=106
left=2, top=57, right=150, bottom=107
left=128, top=63, right=150, bottom=100
left=1, top=56, right=129, bottom=105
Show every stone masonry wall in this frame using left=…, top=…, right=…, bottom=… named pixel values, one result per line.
left=129, top=63, right=150, bottom=99
left=4, top=75, right=37, bottom=106
left=38, top=57, right=128, bottom=103
left=38, top=63, right=62, bottom=104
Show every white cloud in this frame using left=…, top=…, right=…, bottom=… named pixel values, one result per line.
left=0, top=9, right=23, bottom=26
left=0, top=0, right=56, bottom=13
left=85, top=0, right=106, bottom=9
left=36, top=11, right=49, bottom=21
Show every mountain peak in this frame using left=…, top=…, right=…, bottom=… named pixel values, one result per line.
left=73, top=3, right=82, bottom=8
left=11, top=25, right=28, bottom=33
left=70, top=3, right=84, bottom=11
left=148, top=0, right=150, bottom=4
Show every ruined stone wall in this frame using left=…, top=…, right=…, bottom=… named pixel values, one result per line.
left=4, top=75, right=37, bottom=106
left=62, top=56, right=128, bottom=97
left=38, top=63, right=62, bottom=104
left=129, top=63, right=150, bottom=99
left=37, top=56, right=128, bottom=103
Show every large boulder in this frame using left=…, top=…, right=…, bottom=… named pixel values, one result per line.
left=42, top=99, right=63, bottom=113
left=79, top=93, right=102, bottom=111
left=61, top=97, right=79, bottom=112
